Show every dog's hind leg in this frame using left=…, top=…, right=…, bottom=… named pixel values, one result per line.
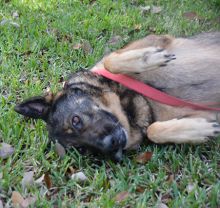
left=146, top=118, right=220, bottom=144
left=104, top=47, right=176, bottom=74
left=103, top=34, right=175, bottom=74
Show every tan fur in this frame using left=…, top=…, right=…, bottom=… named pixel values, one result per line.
left=99, top=92, right=131, bottom=142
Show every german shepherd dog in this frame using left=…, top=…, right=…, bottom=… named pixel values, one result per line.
left=15, top=32, right=220, bottom=161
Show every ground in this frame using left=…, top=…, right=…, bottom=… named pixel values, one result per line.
left=0, top=0, right=220, bottom=207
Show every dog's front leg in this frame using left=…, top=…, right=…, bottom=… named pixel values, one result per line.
left=104, top=47, right=175, bottom=74
left=147, top=118, right=220, bottom=144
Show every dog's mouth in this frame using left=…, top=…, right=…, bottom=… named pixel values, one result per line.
left=55, top=128, right=127, bottom=162
left=99, top=128, right=127, bottom=162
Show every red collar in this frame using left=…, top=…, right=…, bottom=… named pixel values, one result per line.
left=93, top=68, right=220, bottom=111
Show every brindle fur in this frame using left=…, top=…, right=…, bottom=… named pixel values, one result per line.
left=15, top=32, right=220, bottom=161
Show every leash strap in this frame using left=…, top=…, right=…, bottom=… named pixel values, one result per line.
left=93, top=68, right=220, bottom=111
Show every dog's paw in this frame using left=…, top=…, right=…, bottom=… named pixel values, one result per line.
left=142, top=48, right=176, bottom=69
left=175, top=118, right=220, bottom=143
left=147, top=118, right=220, bottom=144
left=160, top=53, right=176, bottom=67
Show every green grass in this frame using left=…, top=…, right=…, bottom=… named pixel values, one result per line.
left=0, top=0, right=220, bottom=207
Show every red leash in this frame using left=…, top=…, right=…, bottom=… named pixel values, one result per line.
left=93, top=68, right=220, bottom=111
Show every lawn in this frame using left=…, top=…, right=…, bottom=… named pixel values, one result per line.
left=0, top=0, right=220, bottom=207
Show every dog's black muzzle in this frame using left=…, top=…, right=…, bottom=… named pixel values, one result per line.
left=101, top=127, right=127, bottom=162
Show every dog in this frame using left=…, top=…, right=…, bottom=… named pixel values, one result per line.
left=15, top=32, right=220, bottom=162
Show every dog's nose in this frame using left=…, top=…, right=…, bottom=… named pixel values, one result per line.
left=103, top=128, right=127, bottom=150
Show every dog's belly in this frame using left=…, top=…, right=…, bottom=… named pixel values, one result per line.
left=135, top=40, right=220, bottom=105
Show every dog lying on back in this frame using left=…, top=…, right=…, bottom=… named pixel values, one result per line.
left=15, top=32, right=220, bottom=161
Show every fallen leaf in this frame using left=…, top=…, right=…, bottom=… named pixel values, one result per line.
left=35, top=174, right=45, bottom=184
left=128, top=24, right=142, bottom=36
left=136, top=151, right=153, bottom=164
left=73, top=43, right=82, bottom=49
left=0, top=19, right=20, bottom=28
left=12, top=11, right=19, bottom=19
left=0, top=199, right=3, bottom=208
left=21, top=171, right=34, bottom=188
left=115, top=191, right=129, bottom=202
left=11, top=191, right=25, bottom=207
left=45, top=188, right=59, bottom=200
left=67, top=166, right=77, bottom=175
left=54, top=142, right=66, bottom=158
left=44, top=172, right=52, bottom=189
left=73, top=40, right=93, bottom=54
left=151, top=6, right=162, bottom=14
left=0, top=19, right=9, bottom=26
left=82, top=194, right=92, bottom=203
left=71, top=171, right=88, bottom=182
left=136, top=186, right=145, bottom=193
left=58, top=76, right=64, bottom=83
left=183, top=11, right=199, bottom=20
left=81, top=40, right=93, bottom=54
left=21, top=196, right=37, bottom=208
left=63, top=34, right=72, bottom=42
left=140, top=6, right=151, bottom=15
left=157, top=203, right=169, bottom=208
left=161, top=193, right=172, bottom=203
left=107, top=35, right=123, bottom=46
left=10, top=21, right=20, bottom=28
left=166, top=174, right=174, bottom=184
left=186, top=183, right=196, bottom=193
left=0, top=142, right=14, bottom=159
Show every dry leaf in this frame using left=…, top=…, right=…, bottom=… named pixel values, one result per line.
left=107, top=35, right=123, bottom=46
left=71, top=171, right=88, bottom=182
left=0, top=199, right=3, bottom=208
left=0, top=19, right=9, bottom=26
left=10, top=21, right=20, bottom=28
left=73, top=43, right=82, bottom=49
left=0, top=19, right=20, bottom=28
left=21, top=196, right=37, bottom=208
left=73, top=40, right=93, bottom=54
left=44, top=172, right=52, bottom=189
left=161, top=193, right=172, bottom=203
left=54, top=142, right=66, bottom=158
left=128, top=24, right=142, bottom=36
left=21, top=171, right=34, bottom=188
left=157, top=203, right=169, bottom=208
left=136, top=186, right=145, bottom=193
left=81, top=40, right=93, bottom=54
left=136, top=151, right=153, bottom=164
left=166, top=174, right=174, bottom=184
left=140, top=6, right=151, bottom=15
left=151, top=6, right=162, bottom=14
left=11, top=191, right=25, bottom=207
left=115, top=191, right=129, bottom=202
left=12, top=11, right=19, bottom=18
left=0, top=142, right=14, bottom=159
left=35, top=174, right=45, bottom=184
left=67, top=166, right=77, bottom=175
left=186, top=183, right=196, bottom=193
left=183, top=11, right=199, bottom=20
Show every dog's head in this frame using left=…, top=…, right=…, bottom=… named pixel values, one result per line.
left=14, top=71, right=130, bottom=162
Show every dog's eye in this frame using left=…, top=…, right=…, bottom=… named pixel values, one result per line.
left=72, top=115, right=82, bottom=129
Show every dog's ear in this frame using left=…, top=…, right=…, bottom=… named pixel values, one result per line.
left=14, top=96, right=52, bottom=120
